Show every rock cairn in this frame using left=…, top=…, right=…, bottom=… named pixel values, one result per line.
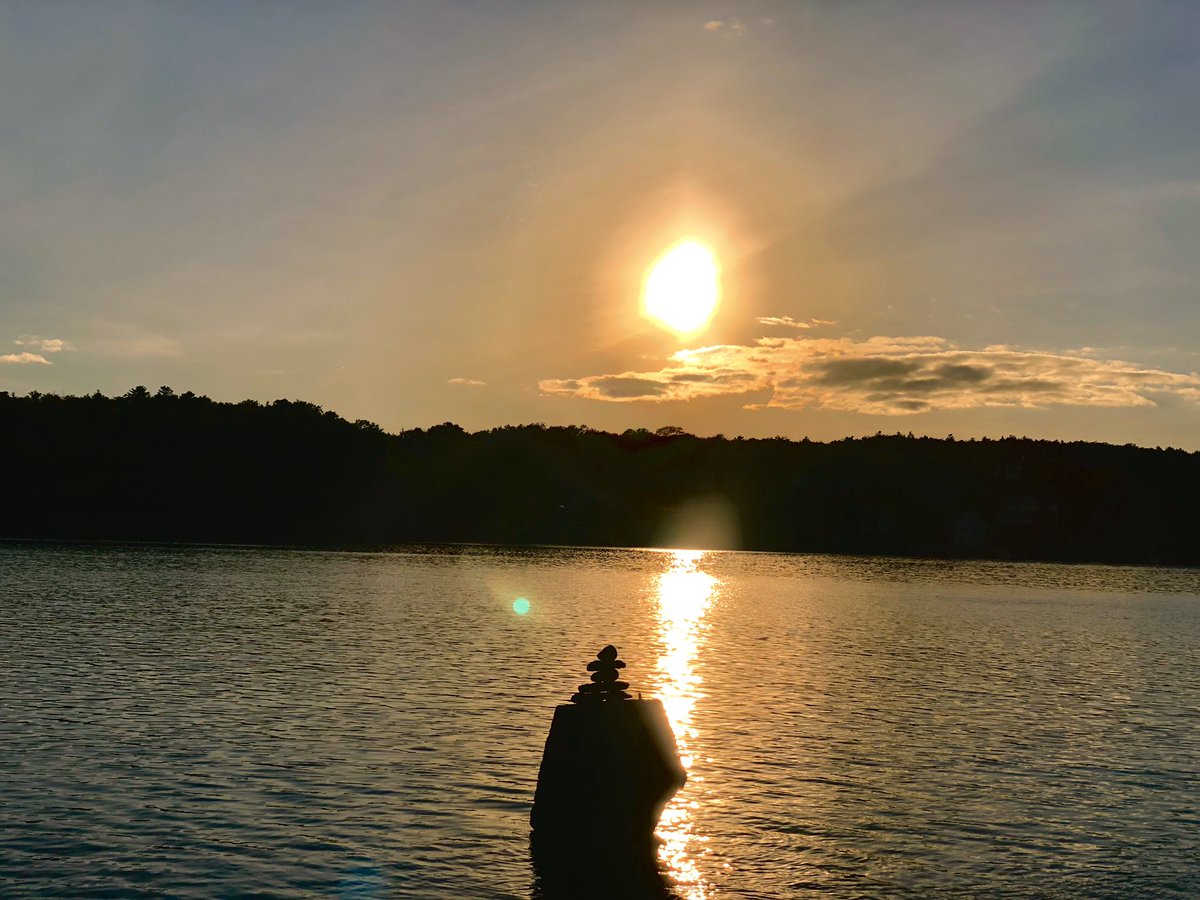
left=570, top=645, right=631, bottom=703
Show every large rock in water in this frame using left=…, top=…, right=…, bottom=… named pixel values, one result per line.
left=530, top=697, right=686, bottom=841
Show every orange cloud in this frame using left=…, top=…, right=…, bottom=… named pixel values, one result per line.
left=539, top=335, right=1200, bottom=414
left=757, top=316, right=837, bottom=329
left=15, top=336, right=73, bottom=353
left=0, top=352, right=51, bottom=365
left=702, top=17, right=747, bottom=35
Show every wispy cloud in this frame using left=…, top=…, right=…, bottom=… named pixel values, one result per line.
left=702, top=18, right=746, bottom=35
left=0, top=352, right=51, bottom=365
left=14, top=336, right=73, bottom=353
left=757, top=316, right=837, bottom=330
left=704, top=16, right=774, bottom=35
left=540, top=335, right=1200, bottom=415
left=448, top=377, right=486, bottom=386
left=91, top=331, right=183, bottom=358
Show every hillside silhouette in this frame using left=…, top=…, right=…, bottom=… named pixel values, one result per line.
left=3, top=386, right=1197, bottom=565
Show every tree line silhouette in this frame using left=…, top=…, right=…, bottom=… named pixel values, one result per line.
left=3, top=386, right=1197, bottom=565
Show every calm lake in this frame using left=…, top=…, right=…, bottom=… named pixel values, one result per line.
left=2, top=543, right=1198, bottom=898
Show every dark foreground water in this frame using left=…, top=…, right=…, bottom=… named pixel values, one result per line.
left=2, top=543, right=1199, bottom=898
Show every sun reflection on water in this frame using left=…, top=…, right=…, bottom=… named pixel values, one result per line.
left=654, top=549, right=719, bottom=899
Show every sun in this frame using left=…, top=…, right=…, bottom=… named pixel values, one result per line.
left=641, top=239, right=721, bottom=339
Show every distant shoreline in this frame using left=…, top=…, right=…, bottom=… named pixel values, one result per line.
left=4, top=388, right=1198, bottom=567
left=4, top=537, right=1199, bottom=575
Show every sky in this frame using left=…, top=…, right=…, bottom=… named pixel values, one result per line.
left=2, top=1, right=1199, bottom=447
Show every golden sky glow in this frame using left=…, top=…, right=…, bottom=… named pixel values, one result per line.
left=4, top=4, right=1200, bottom=448
left=642, top=240, right=722, bottom=341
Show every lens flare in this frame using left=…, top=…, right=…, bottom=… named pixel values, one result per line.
left=642, top=240, right=721, bottom=339
left=512, top=597, right=531, bottom=615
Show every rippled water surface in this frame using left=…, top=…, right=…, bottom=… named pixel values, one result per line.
left=2, top=543, right=1199, bottom=897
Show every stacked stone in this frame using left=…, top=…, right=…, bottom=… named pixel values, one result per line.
left=569, top=645, right=631, bottom=703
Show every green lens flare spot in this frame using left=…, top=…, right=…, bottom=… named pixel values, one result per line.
left=512, top=597, right=531, bottom=615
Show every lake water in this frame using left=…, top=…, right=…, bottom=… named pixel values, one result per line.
left=2, top=543, right=1199, bottom=898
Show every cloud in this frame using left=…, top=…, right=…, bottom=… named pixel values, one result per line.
left=91, top=331, right=183, bottom=358
left=590, top=376, right=669, bottom=399
left=0, top=352, right=51, bottom=365
left=757, top=316, right=837, bottom=330
left=448, top=377, right=486, bottom=386
left=539, top=334, right=1200, bottom=415
left=14, top=336, right=73, bottom=353
left=702, top=18, right=747, bottom=35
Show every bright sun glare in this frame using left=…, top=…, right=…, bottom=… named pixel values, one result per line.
left=642, top=240, right=721, bottom=339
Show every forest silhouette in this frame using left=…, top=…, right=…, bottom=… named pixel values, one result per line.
left=3, top=386, right=1197, bottom=565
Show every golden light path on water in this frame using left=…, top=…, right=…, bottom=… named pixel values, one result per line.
left=654, top=549, right=719, bottom=899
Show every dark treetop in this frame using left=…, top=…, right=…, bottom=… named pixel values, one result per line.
left=3, top=387, right=1198, bottom=565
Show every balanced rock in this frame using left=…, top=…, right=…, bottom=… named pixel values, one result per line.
left=570, top=645, right=633, bottom=703
left=586, top=659, right=626, bottom=671
left=530, top=645, right=688, bottom=846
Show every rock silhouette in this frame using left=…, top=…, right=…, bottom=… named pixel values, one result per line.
left=531, top=647, right=687, bottom=847
left=571, top=644, right=631, bottom=702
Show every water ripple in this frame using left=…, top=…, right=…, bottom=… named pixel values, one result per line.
left=1, top=544, right=1198, bottom=897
